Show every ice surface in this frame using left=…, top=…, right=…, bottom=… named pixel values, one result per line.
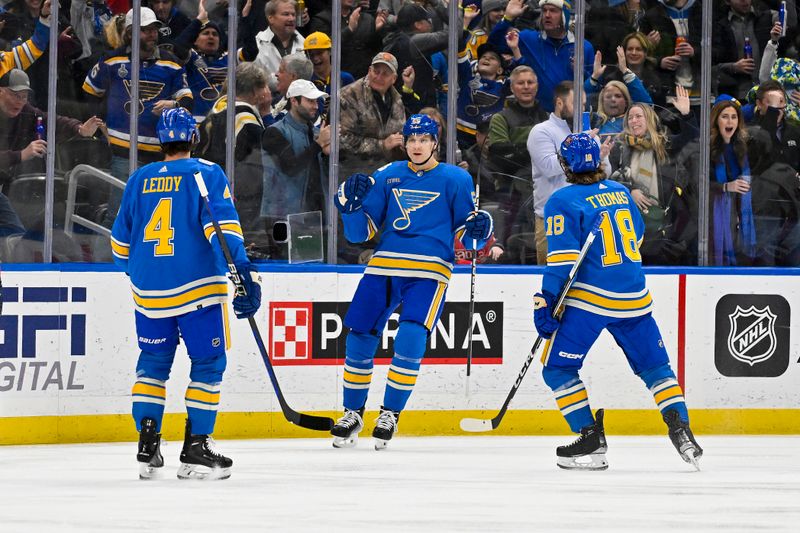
left=3, top=435, right=798, bottom=532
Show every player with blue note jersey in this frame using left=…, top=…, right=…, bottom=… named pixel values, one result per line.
left=534, top=133, right=702, bottom=471
left=111, top=108, right=261, bottom=480
left=332, top=114, right=494, bottom=450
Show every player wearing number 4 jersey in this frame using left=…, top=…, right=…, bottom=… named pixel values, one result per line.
left=534, top=133, right=702, bottom=471
left=111, top=108, right=261, bottom=481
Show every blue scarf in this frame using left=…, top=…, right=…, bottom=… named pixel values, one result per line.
left=713, top=144, right=756, bottom=264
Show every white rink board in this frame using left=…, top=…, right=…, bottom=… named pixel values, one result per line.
left=0, top=268, right=797, bottom=418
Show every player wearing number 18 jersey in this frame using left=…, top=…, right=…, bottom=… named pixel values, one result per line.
left=533, top=133, right=702, bottom=471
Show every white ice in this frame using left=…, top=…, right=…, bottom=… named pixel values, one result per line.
left=3, top=435, right=798, bottom=532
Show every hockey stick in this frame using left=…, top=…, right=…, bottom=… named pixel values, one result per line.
left=193, top=171, right=334, bottom=432
left=459, top=214, right=603, bottom=432
left=465, top=173, right=480, bottom=397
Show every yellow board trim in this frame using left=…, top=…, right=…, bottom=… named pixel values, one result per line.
left=2, top=409, right=800, bottom=445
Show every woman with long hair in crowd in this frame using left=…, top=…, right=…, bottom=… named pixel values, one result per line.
left=608, top=86, right=695, bottom=264
left=708, top=97, right=757, bottom=266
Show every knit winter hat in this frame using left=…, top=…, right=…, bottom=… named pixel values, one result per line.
left=482, top=0, right=508, bottom=12
left=538, top=0, right=572, bottom=29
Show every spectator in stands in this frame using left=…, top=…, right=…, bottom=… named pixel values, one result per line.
left=148, top=0, right=191, bottom=49
left=527, top=81, right=612, bottom=264
left=172, top=1, right=229, bottom=123
left=248, top=0, right=306, bottom=92
left=304, top=31, right=355, bottom=96
left=380, top=0, right=449, bottom=30
left=197, top=62, right=272, bottom=248
left=456, top=6, right=507, bottom=147
left=585, top=0, right=652, bottom=60
left=713, top=0, right=780, bottom=101
left=262, top=79, right=331, bottom=259
left=486, top=64, right=547, bottom=246
left=587, top=45, right=653, bottom=108
left=0, top=0, right=51, bottom=81
left=271, top=52, right=313, bottom=118
left=466, top=0, right=507, bottom=59
left=308, top=0, right=387, bottom=80
left=0, top=69, right=103, bottom=235
left=82, top=7, right=192, bottom=224
left=383, top=1, right=462, bottom=111
left=338, top=51, right=408, bottom=181
left=489, top=0, right=594, bottom=113
left=608, top=87, right=696, bottom=265
left=749, top=79, right=800, bottom=171
left=708, top=96, right=757, bottom=266
left=639, top=0, right=701, bottom=98
left=622, top=31, right=673, bottom=108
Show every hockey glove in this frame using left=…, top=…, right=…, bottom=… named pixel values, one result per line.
left=533, top=291, right=560, bottom=339
left=464, top=210, right=493, bottom=240
left=232, top=263, right=261, bottom=319
left=336, top=173, right=375, bottom=214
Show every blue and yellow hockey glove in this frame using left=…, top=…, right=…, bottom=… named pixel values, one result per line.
left=464, top=210, right=493, bottom=240
left=336, top=173, right=375, bottom=214
left=232, top=263, right=261, bottom=319
left=533, top=291, right=560, bottom=339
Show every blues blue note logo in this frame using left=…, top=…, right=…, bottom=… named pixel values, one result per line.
left=392, top=189, right=440, bottom=230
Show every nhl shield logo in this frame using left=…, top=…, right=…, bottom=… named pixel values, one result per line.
left=726, top=305, right=777, bottom=366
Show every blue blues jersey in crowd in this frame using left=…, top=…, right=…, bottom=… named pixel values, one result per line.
left=542, top=179, right=652, bottom=318
left=186, top=49, right=229, bottom=123
left=83, top=48, right=192, bottom=157
left=342, top=161, right=478, bottom=284
left=456, top=48, right=506, bottom=138
left=110, top=158, right=249, bottom=318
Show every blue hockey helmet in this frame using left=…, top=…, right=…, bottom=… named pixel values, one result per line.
left=157, top=107, right=198, bottom=145
left=559, top=133, right=600, bottom=174
left=403, top=113, right=439, bottom=143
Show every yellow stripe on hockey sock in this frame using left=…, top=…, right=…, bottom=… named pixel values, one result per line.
left=555, top=389, right=588, bottom=410
left=387, top=369, right=418, bottom=386
left=132, top=383, right=166, bottom=399
left=185, top=388, right=220, bottom=405
left=343, top=371, right=372, bottom=384
left=654, top=385, right=684, bottom=405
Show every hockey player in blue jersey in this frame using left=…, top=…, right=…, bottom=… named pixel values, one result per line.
left=533, top=133, right=702, bottom=470
left=110, top=108, right=261, bottom=480
left=331, top=114, right=494, bottom=450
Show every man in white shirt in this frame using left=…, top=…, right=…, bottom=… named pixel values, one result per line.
left=527, top=81, right=611, bottom=264
left=254, top=0, right=306, bottom=91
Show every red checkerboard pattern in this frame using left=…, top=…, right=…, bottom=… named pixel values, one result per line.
left=269, top=303, right=313, bottom=359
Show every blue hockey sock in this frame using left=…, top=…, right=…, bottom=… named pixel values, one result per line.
left=132, top=377, right=167, bottom=432
left=382, top=321, right=427, bottom=412
left=640, top=364, right=689, bottom=422
left=542, top=366, right=594, bottom=433
left=343, top=331, right=380, bottom=411
left=185, top=381, right=221, bottom=435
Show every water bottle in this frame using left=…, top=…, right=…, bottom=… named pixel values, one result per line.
left=780, top=2, right=787, bottom=37
left=744, top=37, right=753, bottom=60
left=35, top=116, right=45, bottom=140
left=296, top=0, right=306, bottom=26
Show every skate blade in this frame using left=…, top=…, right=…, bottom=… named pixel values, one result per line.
left=679, top=445, right=702, bottom=471
left=332, top=435, right=358, bottom=449
left=177, top=463, right=231, bottom=481
left=374, top=438, right=389, bottom=451
left=556, top=453, right=608, bottom=471
left=138, top=462, right=163, bottom=480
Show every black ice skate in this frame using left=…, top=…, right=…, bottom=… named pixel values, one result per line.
left=177, top=419, right=232, bottom=480
left=556, top=409, right=609, bottom=471
left=137, top=417, right=164, bottom=480
left=331, top=408, right=364, bottom=449
left=372, top=407, right=400, bottom=450
left=663, top=409, right=703, bottom=471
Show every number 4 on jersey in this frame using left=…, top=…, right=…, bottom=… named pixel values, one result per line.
left=144, top=198, right=175, bottom=256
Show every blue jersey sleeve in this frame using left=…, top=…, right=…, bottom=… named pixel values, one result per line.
left=541, top=193, right=582, bottom=297
left=110, top=167, right=145, bottom=272
left=83, top=58, right=109, bottom=97
left=341, top=166, right=389, bottom=243
left=198, top=162, right=248, bottom=269
left=451, top=167, right=483, bottom=247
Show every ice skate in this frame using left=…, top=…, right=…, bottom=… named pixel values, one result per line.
left=663, top=409, right=703, bottom=471
left=331, top=408, right=364, bottom=448
left=556, top=409, right=609, bottom=471
left=372, top=407, right=400, bottom=450
left=177, top=419, right=232, bottom=480
left=136, top=417, right=164, bottom=479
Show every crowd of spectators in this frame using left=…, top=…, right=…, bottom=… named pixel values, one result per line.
left=0, top=0, right=798, bottom=266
